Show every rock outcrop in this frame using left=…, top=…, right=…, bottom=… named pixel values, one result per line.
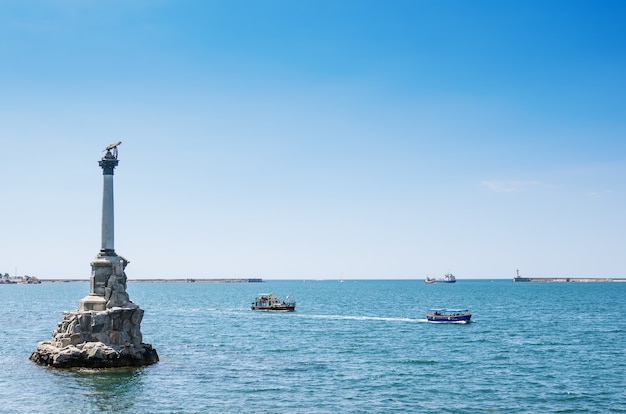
left=30, top=253, right=158, bottom=368
left=30, top=340, right=158, bottom=368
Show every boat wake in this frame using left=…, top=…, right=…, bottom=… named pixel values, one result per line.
left=297, top=314, right=428, bottom=323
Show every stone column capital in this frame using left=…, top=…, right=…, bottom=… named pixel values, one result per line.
left=99, top=151, right=119, bottom=175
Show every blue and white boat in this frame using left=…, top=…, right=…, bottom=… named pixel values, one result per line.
left=426, top=308, right=472, bottom=324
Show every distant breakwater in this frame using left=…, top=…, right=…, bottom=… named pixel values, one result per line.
left=39, top=278, right=263, bottom=283
left=514, top=277, right=626, bottom=283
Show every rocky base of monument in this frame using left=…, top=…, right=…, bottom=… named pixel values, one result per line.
left=30, top=340, right=158, bottom=368
left=30, top=305, right=158, bottom=368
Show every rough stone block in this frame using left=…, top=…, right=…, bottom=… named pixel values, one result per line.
left=131, top=309, right=143, bottom=324
left=78, top=313, right=91, bottom=331
left=70, top=333, right=82, bottom=345
left=109, top=330, right=120, bottom=345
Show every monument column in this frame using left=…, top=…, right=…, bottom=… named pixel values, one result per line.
left=99, top=149, right=118, bottom=254
left=31, top=141, right=158, bottom=368
left=79, top=142, right=126, bottom=311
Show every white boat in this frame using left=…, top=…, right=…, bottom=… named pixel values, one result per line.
left=251, top=294, right=296, bottom=312
left=425, top=273, right=456, bottom=284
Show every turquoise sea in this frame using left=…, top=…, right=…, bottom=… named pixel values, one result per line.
left=1, top=279, right=625, bottom=413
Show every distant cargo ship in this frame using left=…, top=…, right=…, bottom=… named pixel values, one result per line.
left=425, top=273, right=456, bottom=284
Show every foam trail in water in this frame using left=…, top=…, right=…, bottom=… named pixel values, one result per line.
left=296, top=314, right=427, bottom=323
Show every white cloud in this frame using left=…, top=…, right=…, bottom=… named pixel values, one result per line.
left=482, top=180, right=539, bottom=193
left=586, top=189, right=613, bottom=199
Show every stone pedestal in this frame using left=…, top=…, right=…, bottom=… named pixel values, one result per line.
left=79, top=253, right=132, bottom=310
left=78, top=296, right=107, bottom=312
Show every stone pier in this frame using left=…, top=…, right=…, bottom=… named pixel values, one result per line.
left=31, top=142, right=158, bottom=368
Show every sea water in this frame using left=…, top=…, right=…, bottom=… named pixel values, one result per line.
left=1, top=279, right=625, bottom=413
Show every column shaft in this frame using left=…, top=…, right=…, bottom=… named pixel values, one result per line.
left=101, top=174, right=115, bottom=251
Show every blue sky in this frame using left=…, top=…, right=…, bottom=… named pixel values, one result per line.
left=1, top=0, right=625, bottom=279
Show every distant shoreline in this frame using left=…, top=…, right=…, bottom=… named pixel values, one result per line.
left=39, top=278, right=264, bottom=283
left=20, top=277, right=626, bottom=283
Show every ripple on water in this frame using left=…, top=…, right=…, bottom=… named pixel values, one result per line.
left=2, top=280, right=626, bottom=413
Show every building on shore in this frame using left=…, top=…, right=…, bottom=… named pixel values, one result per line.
left=0, top=275, right=40, bottom=284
